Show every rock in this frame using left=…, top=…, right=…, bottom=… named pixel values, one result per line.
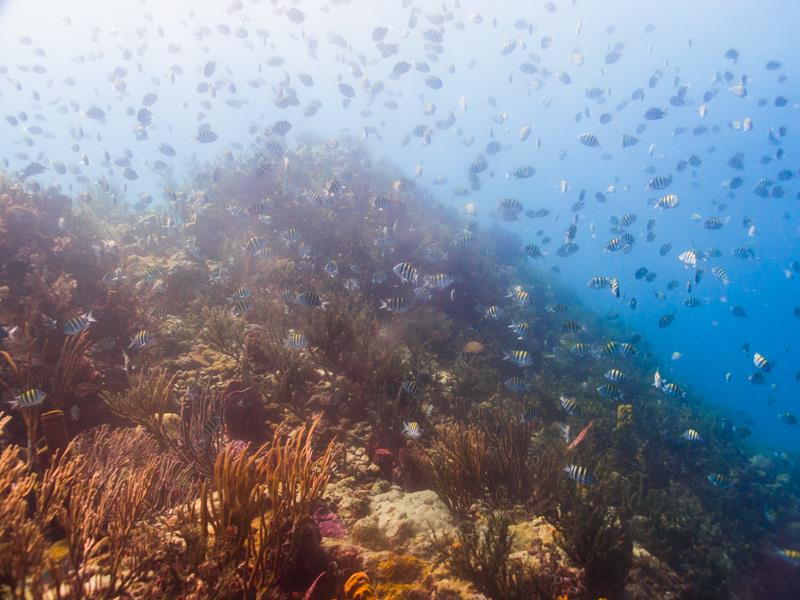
left=509, top=516, right=563, bottom=554
left=351, top=514, right=389, bottom=550
left=625, top=544, right=688, bottom=599
left=314, top=506, right=347, bottom=538
left=367, top=487, right=455, bottom=556
left=462, top=341, right=484, bottom=354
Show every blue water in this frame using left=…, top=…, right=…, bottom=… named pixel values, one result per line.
left=1, top=0, right=798, bottom=450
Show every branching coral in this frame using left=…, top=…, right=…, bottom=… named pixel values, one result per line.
left=179, top=415, right=337, bottom=596
left=250, top=415, right=338, bottom=591
left=196, top=306, right=246, bottom=371
left=101, top=366, right=176, bottom=437
left=435, top=511, right=583, bottom=600
left=102, top=371, right=226, bottom=478
left=554, top=494, right=633, bottom=598
left=420, top=411, right=543, bottom=516
left=0, top=412, right=48, bottom=599
left=0, top=425, right=188, bottom=599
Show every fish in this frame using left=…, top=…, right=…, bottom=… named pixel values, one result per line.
left=707, top=473, right=730, bottom=488
left=231, top=299, right=251, bottom=317
left=775, top=547, right=800, bottom=565
left=400, top=380, right=424, bottom=397
left=503, top=349, right=533, bottom=368
left=10, top=388, right=46, bottom=409
left=508, top=288, right=531, bottom=306
left=379, top=297, right=410, bottom=313
left=244, top=237, right=270, bottom=257
left=64, top=311, right=95, bottom=335
left=681, top=428, right=702, bottom=442
left=596, top=383, right=624, bottom=400
left=393, top=262, right=420, bottom=285
left=658, top=313, right=676, bottom=328
left=753, top=352, right=771, bottom=372
left=563, top=464, right=594, bottom=485
left=560, top=395, right=580, bottom=416
left=128, top=330, right=155, bottom=350
left=662, top=382, right=685, bottom=398
left=295, top=291, right=329, bottom=310
left=284, top=330, right=308, bottom=350
left=402, top=421, right=422, bottom=439
left=504, top=377, right=529, bottom=393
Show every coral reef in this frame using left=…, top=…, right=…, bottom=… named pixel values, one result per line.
left=0, top=140, right=798, bottom=599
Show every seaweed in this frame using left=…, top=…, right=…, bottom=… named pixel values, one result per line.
left=419, top=409, right=562, bottom=517
left=177, top=415, right=338, bottom=596
left=434, top=511, right=583, bottom=600
left=553, top=491, right=633, bottom=598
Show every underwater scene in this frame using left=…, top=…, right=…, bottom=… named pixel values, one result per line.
left=1, top=0, right=799, bottom=598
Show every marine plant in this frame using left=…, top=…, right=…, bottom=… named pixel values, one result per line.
left=435, top=510, right=583, bottom=600
left=553, top=489, right=633, bottom=598
left=421, top=409, right=559, bottom=516
left=178, top=415, right=337, bottom=596
left=195, top=305, right=247, bottom=373
left=100, top=366, right=176, bottom=440
left=0, top=423, right=188, bottom=599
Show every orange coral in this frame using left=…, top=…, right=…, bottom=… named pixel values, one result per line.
left=344, top=571, right=377, bottom=600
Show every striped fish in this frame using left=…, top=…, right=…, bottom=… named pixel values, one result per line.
left=229, top=287, right=252, bottom=302
left=622, top=134, right=638, bottom=147
left=570, top=342, right=591, bottom=356
left=560, top=320, right=583, bottom=333
left=560, top=395, right=579, bottom=416
left=196, top=126, right=218, bottom=143
left=402, top=421, right=422, bottom=439
left=484, top=305, right=501, bottom=320
left=379, top=297, right=409, bottom=313
left=504, top=377, right=529, bottom=393
left=662, top=382, right=685, bottom=398
left=652, top=368, right=664, bottom=389
left=587, top=275, right=611, bottom=289
left=243, top=237, right=270, bottom=257
left=64, top=311, right=95, bottom=335
left=707, top=473, right=730, bottom=488
left=284, top=330, right=308, bottom=349
left=508, top=288, right=531, bottom=305
left=658, top=312, right=676, bottom=328
left=597, top=383, right=624, bottom=400
left=11, top=388, right=46, bottom=409
left=604, top=368, right=626, bottom=384
left=564, top=464, right=594, bottom=485
left=655, top=193, right=680, bottom=209
left=324, top=260, right=339, bottom=278
left=775, top=547, right=800, bottom=565
left=393, top=261, right=420, bottom=284
left=753, top=352, right=771, bottom=372
left=504, top=349, right=533, bottom=367
left=599, top=340, right=618, bottom=357
left=231, top=299, right=251, bottom=317
left=424, top=273, right=455, bottom=289
left=545, top=303, right=568, bottom=313
left=681, top=428, right=702, bottom=442
left=129, top=330, right=154, bottom=350
left=141, top=265, right=164, bottom=282
left=712, top=266, right=730, bottom=284
left=295, top=291, right=329, bottom=310
left=508, top=322, right=529, bottom=339
left=401, top=380, right=423, bottom=397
